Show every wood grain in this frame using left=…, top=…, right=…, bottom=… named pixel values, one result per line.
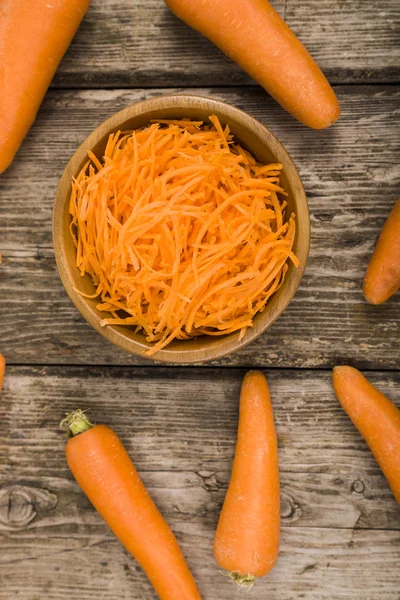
left=1, top=366, right=400, bottom=521
left=1, top=366, right=399, bottom=599
left=0, top=86, right=399, bottom=367
left=1, top=527, right=399, bottom=600
left=50, top=0, right=400, bottom=88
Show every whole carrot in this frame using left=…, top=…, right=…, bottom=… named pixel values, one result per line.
left=165, top=0, right=340, bottom=129
left=214, top=371, right=280, bottom=587
left=0, top=354, right=5, bottom=390
left=0, top=0, right=90, bottom=174
left=62, top=411, right=202, bottom=600
left=363, top=196, right=400, bottom=304
left=333, top=366, right=400, bottom=504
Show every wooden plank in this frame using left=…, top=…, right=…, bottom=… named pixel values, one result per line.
left=51, top=0, right=400, bottom=87
left=1, top=366, right=399, bottom=528
left=0, top=86, right=399, bottom=368
left=285, top=0, right=400, bottom=84
left=1, top=527, right=399, bottom=600
left=1, top=366, right=399, bottom=599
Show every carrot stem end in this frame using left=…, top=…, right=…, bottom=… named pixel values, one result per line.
left=60, top=409, right=94, bottom=438
left=225, top=571, right=256, bottom=589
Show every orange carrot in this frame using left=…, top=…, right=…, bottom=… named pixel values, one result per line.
left=62, top=410, right=202, bottom=600
left=164, top=0, right=340, bottom=129
left=0, top=354, right=5, bottom=391
left=363, top=197, right=400, bottom=304
left=70, top=117, right=298, bottom=355
left=0, top=0, right=90, bottom=174
left=333, top=366, right=400, bottom=504
left=214, top=371, right=280, bottom=586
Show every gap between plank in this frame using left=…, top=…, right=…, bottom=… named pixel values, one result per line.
left=4, top=363, right=400, bottom=373
left=49, top=81, right=400, bottom=91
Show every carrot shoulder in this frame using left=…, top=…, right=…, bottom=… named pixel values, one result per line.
left=214, top=371, right=280, bottom=585
left=363, top=197, right=400, bottom=304
left=333, top=366, right=400, bottom=504
left=0, top=0, right=90, bottom=174
left=63, top=411, right=201, bottom=600
left=164, top=0, right=340, bottom=129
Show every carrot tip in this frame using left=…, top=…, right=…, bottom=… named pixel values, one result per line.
left=223, top=571, right=256, bottom=589
left=363, top=290, right=383, bottom=305
left=60, top=409, right=94, bottom=438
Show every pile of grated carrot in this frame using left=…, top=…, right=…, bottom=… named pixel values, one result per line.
left=69, top=115, right=299, bottom=355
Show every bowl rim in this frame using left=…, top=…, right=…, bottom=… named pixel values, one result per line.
left=53, top=93, right=310, bottom=364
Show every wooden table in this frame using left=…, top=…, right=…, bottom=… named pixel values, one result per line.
left=1, top=1, right=399, bottom=598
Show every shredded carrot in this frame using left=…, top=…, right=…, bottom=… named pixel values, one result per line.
left=69, top=116, right=299, bottom=355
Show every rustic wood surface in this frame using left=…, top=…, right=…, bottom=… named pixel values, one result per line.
left=1, top=86, right=399, bottom=368
left=0, top=0, right=399, bottom=598
left=1, top=367, right=400, bottom=600
left=51, top=0, right=400, bottom=87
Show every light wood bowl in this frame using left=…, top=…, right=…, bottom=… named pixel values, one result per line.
left=53, top=95, right=310, bottom=363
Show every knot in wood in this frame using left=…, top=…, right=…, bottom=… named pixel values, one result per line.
left=0, top=485, right=57, bottom=530
left=197, top=470, right=219, bottom=491
left=351, top=479, right=365, bottom=495
left=280, top=492, right=301, bottom=521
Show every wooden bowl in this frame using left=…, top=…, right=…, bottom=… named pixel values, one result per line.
left=53, top=95, right=310, bottom=363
